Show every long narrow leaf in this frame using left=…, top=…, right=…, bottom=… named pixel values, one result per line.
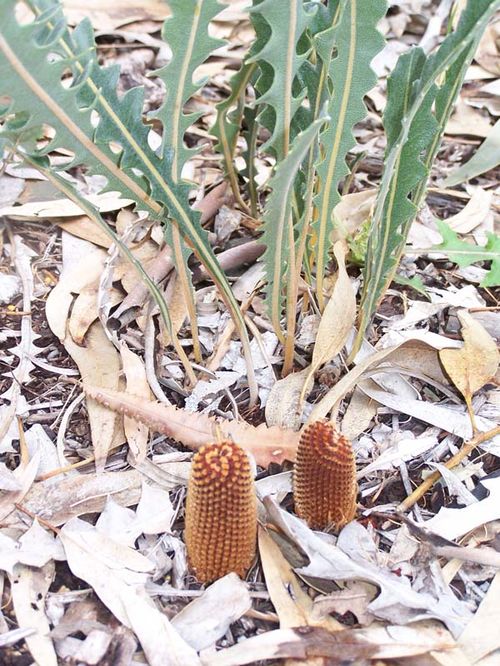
left=312, top=0, right=386, bottom=309
left=262, top=117, right=325, bottom=337
left=355, top=0, right=499, bottom=355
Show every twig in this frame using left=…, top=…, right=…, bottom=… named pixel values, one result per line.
left=14, top=502, right=60, bottom=535
left=398, top=425, right=500, bottom=511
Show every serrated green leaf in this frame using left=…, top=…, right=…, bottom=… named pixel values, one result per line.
left=248, top=0, right=317, bottom=160
left=261, top=117, right=325, bottom=336
left=312, top=0, right=386, bottom=308
left=0, top=0, right=258, bottom=401
left=355, top=0, right=500, bottom=355
left=152, top=0, right=226, bottom=181
left=212, top=62, right=256, bottom=211
left=432, top=219, right=500, bottom=287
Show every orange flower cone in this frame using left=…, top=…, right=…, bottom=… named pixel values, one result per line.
left=293, top=420, right=357, bottom=531
left=185, top=440, right=257, bottom=583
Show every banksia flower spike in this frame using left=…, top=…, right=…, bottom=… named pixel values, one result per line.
left=185, top=440, right=257, bottom=583
left=293, top=420, right=357, bottom=531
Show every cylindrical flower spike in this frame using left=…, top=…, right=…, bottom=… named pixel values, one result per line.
left=185, top=440, right=257, bottom=583
left=293, top=420, right=357, bottom=531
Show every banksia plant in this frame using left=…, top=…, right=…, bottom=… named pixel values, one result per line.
left=185, top=440, right=257, bottom=583
left=293, top=420, right=357, bottom=531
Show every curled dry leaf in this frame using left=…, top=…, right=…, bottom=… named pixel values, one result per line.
left=82, top=384, right=299, bottom=466
left=120, top=342, right=152, bottom=464
left=301, top=241, right=356, bottom=400
left=439, top=311, right=499, bottom=422
left=308, top=337, right=444, bottom=423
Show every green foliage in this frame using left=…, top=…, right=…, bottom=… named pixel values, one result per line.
left=248, top=0, right=316, bottom=160
left=261, top=117, right=325, bottom=336
left=1, top=0, right=498, bottom=393
left=312, top=0, right=386, bottom=308
left=444, top=120, right=500, bottom=187
left=355, top=0, right=500, bottom=355
left=433, top=220, right=500, bottom=287
left=0, top=0, right=258, bottom=398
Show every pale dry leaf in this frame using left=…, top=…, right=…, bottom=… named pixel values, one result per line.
left=69, top=283, right=122, bottom=344
left=458, top=572, right=500, bottom=663
left=56, top=215, right=112, bottom=247
left=424, top=478, right=500, bottom=541
left=15, top=470, right=143, bottom=527
left=265, top=367, right=312, bottom=430
left=308, top=336, right=447, bottom=423
left=60, top=518, right=200, bottom=666
left=474, top=22, right=500, bottom=76
left=23, top=425, right=61, bottom=484
left=0, top=452, right=40, bottom=523
left=61, top=0, right=171, bottom=29
left=120, top=342, right=151, bottom=463
left=264, top=498, right=472, bottom=635
left=0, top=273, right=21, bottom=304
left=172, top=573, right=252, bottom=652
left=311, top=582, right=376, bottom=626
left=200, top=624, right=456, bottom=666
left=160, top=273, right=190, bottom=346
left=45, top=233, right=107, bottom=341
left=304, top=241, right=356, bottom=388
left=332, top=189, right=376, bottom=239
left=64, top=322, right=125, bottom=469
left=0, top=237, right=39, bottom=443
left=95, top=497, right=137, bottom=548
left=341, top=386, right=377, bottom=439
left=445, top=99, right=493, bottom=138
left=357, top=432, right=439, bottom=479
left=0, top=191, right=133, bottom=219
left=439, top=310, right=499, bottom=407
left=445, top=187, right=493, bottom=234
left=0, top=520, right=64, bottom=574
left=10, top=562, right=57, bottom=666
left=358, top=383, right=485, bottom=439
left=258, top=527, right=342, bottom=633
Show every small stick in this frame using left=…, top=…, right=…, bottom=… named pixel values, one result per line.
left=15, top=503, right=60, bottom=535
left=398, top=425, right=500, bottom=512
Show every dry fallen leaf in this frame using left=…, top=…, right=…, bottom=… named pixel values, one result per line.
left=458, top=572, right=500, bottom=663
left=302, top=241, right=356, bottom=392
left=10, top=562, right=57, bottom=666
left=172, top=574, right=252, bottom=652
left=120, top=342, right=152, bottom=464
left=439, top=310, right=499, bottom=427
left=201, top=624, right=456, bottom=666
left=64, top=323, right=125, bottom=470
left=60, top=518, right=200, bottom=666
left=265, top=367, right=312, bottom=430
left=258, top=526, right=342, bottom=635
